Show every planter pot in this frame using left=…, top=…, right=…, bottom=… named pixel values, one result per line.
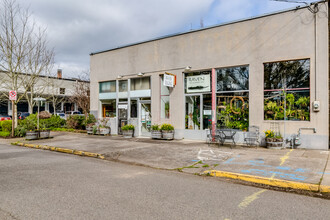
left=266, top=138, right=283, bottom=149
left=26, top=131, right=38, bottom=140
left=151, top=130, right=162, bottom=139
left=99, top=127, right=110, bottom=135
left=122, top=130, right=134, bottom=138
left=86, top=126, right=93, bottom=135
left=39, top=130, right=50, bottom=139
left=162, top=130, right=174, bottom=140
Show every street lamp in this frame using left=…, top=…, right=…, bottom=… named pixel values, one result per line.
left=33, top=97, right=46, bottom=131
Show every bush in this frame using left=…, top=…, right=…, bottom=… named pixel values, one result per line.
left=160, top=123, right=174, bottom=131
left=44, top=115, right=66, bottom=129
left=1, top=120, right=12, bottom=132
left=67, top=115, right=85, bottom=130
left=84, top=114, right=97, bottom=126
left=121, top=124, right=134, bottom=130
left=0, top=131, right=10, bottom=137
left=14, top=126, right=26, bottom=137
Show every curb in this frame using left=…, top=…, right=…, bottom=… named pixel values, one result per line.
left=205, top=170, right=330, bottom=194
left=12, top=142, right=105, bottom=160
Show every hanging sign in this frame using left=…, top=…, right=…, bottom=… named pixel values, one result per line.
left=186, top=74, right=210, bottom=93
left=163, top=73, right=176, bottom=87
left=9, top=90, right=17, bottom=101
left=118, top=104, right=127, bottom=109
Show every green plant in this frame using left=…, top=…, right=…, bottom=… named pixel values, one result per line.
left=1, top=120, right=12, bottom=132
left=265, top=130, right=275, bottom=138
left=67, top=115, right=85, bottom=129
left=121, top=124, right=135, bottom=131
left=151, top=124, right=159, bottom=131
left=0, top=131, right=11, bottom=137
left=14, top=126, right=26, bottom=137
left=160, top=123, right=174, bottom=131
left=84, top=114, right=97, bottom=126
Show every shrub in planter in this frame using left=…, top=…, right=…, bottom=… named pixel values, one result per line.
left=151, top=124, right=162, bottom=139
left=160, top=123, right=174, bottom=140
left=121, top=124, right=134, bottom=138
left=67, top=115, right=85, bottom=130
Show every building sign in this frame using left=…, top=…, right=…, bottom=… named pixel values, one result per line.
left=118, top=104, right=127, bottom=109
left=186, top=74, right=210, bottom=93
left=9, top=90, right=17, bottom=101
left=163, top=73, right=175, bottom=87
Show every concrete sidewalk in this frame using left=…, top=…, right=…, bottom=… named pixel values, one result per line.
left=8, top=131, right=330, bottom=196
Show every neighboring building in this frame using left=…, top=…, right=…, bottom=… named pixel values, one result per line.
left=0, top=69, right=88, bottom=115
left=90, top=2, right=329, bottom=149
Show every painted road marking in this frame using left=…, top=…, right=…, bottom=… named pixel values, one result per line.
left=237, top=150, right=293, bottom=209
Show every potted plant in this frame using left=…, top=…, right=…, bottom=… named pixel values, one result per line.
left=98, top=118, right=110, bottom=135
left=86, top=123, right=95, bottom=135
left=160, top=123, right=174, bottom=140
left=121, top=124, right=134, bottom=138
left=265, top=130, right=283, bottom=149
left=39, top=121, right=50, bottom=139
left=25, top=117, right=38, bottom=140
left=151, top=124, right=162, bottom=139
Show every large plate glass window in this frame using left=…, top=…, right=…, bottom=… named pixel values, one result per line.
left=99, top=81, right=116, bottom=93
left=264, top=59, right=310, bottom=121
left=216, top=66, right=249, bottom=131
left=102, top=100, right=116, bottom=117
left=131, top=77, right=150, bottom=90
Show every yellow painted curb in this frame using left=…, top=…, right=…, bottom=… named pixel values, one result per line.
left=320, top=185, right=330, bottom=193
left=12, top=142, right=106, bottom=161
left=205, top=170, right=320, bottom=192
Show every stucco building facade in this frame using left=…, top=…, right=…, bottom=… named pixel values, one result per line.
left=90, top=2, right=329, bottom=149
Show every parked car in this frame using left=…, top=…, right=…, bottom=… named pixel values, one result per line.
left=18, top=112, right=30, bottom=120
left=0, top=115, right=11, bottom=121
left=65, top=111, right=84, bottom=119
left=55, top=112, right=66, bottom=120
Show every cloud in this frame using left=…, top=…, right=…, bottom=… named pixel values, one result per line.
left=16, top=0, right=317, bottom=77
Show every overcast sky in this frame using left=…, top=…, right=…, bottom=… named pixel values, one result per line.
left=17, top=0, right=316, bottom=78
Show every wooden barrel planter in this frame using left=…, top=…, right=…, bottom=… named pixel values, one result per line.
left=122, top=130, right=134, bottom=138
left=99, top=127, right=110, bottom=135
left=86, top=126, right=93, bottom=135
left=151, top=130, right=162, bottom=139
left=162, top=130, right=174, bottom=140
left=39, top=130, right=50, bottom=139
left=26, top=131, right=39, bottom=140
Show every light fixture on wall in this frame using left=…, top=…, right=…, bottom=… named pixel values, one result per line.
left=184, top=66, right=192, bottom=71
left=137, top=72, right=144, bottom=76
left=117, top=75, right=123, bottom=79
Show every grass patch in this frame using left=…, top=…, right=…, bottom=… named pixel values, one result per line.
left=202, top=164, right=210, bottom=168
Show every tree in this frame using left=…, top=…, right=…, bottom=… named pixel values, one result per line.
left=69, top=70, right=90, bottom=120
left=0, top=0, right=54, bottom=126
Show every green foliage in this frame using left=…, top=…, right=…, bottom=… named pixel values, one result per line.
left=14, top=126, right=26, bottom=137
left=1, top=120, right=12, bottom=132
left=66, top=115, right=85, bottom=130
left=121, top=124, right=135, bottom=130
left=265, top=130, right=275, bottom=138
left=217, top=102, right=249, bottom=131
left=45, top=115, right=66, bottom=129
left=160, top=123, right=174, bottom=131
left=50, top=127, right=75, bottom=132
left=151, top=124, right=159, bottom=131
left=0, top=131, right=10, bottom=137
left=84, top=114, right=97, bottom=125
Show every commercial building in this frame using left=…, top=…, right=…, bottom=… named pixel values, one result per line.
left=90, top=1, right=329, bottom=149
left=0, top=70, right=86, bottom=115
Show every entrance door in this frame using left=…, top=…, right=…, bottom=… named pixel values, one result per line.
left=140, top=101, right=151, bottom=136
left=118, top=102, right=128, bottom=134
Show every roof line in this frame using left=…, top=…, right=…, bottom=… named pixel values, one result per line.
left=90, top=0, right=326, bottom=56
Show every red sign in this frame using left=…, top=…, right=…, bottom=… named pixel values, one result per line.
left=9, top=90, right=17, bottom=101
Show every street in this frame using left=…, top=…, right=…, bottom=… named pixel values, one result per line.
left=1, top=143, right=330, bottom=220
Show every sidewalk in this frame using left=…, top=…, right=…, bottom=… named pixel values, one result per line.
left=8, top=131, right=330, bottom=196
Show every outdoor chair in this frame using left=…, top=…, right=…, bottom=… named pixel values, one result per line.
left=244, top=125, right=260, bottom=148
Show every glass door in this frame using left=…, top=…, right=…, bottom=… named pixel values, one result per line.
left=140, top=101, right=151, bottom=136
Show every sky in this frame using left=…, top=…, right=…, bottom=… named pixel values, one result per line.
left=16, top=0, right=317, bottom=78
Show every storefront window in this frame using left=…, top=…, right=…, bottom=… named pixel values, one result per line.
left=203, top=94, right=212, bottom=129
left=119, top=80, right=128, bottom=92
left=161, top=75, right=170, bottom=119
left=99, top=81, right=116, bottom=93
left=264, top=59, right=310, bottom=121
left=185, top=71, right=212, bottom=94
left=130, top=99, right=138, bottom=118
left=102, top=100, right=116, bottom=117
left=131, top=77, right=150, bottom=91
left=185, top=96, right=200, bottom=130
left=216, top=66, right=249, bottom=131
